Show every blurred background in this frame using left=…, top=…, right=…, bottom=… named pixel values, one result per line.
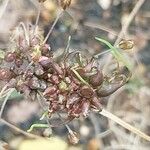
left=0, top=0, right=150, bottom=149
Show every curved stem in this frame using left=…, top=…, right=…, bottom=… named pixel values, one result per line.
left=0, top=88, right=15, bottom=118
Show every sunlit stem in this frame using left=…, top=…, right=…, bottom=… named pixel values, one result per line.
left=99, top=109, right=150, bottom=142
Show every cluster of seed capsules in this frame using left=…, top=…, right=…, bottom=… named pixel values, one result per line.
left=0, top=25, right=131, bottom=122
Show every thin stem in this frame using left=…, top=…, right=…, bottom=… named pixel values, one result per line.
left=71, top=68, right=90, bottom=86
left=0, top=88, right=15, bottom=118
left=65, top=35, right=71, bottom=54
left=0, top=84, right=8, bottom=98
left=57, top=113, right=72, bottom=133
left=33, top=2, right=42, bottom=35
left=43, top=10, right=64, bottom=44
left=94, top=49, right=111, bottom=58
left=99, top=109, right=150, bottom=142
left=37, top=91, right=53, bottom=128
left=0, top=0, right=10, bottom=19
left=19, top=22, right=30, bottom=46
left=0, top=118, right=40, bottom=138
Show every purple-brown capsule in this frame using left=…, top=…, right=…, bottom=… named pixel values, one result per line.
left=97, top=82, right=125, bottom=97
left=4, top=52, right=16, bottom=62
left=79, top=85, right=94, bottom=99
left=39, top=56, right=51, bottom=69
left=89, top=70, right=103, bottom=87
left=0, top=68, right=13, bottom=81
left=28, top=76, right=40, bottom=89
left=15, top=58, right=23, bottom=67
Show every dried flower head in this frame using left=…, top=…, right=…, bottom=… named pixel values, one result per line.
left=0, top=23, right=131, bottom=124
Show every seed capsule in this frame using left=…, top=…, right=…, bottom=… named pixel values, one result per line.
left=43, top=86, right=57, bottom=96
left=119, top=39, right=134, bottom=50
left=39, top=56, right=51, bottom=69
left=89, top=70, right=103, bottom=87
left=34, top=64, right=44, bottom=76
left=97, top=82, right=124, bottom=97
left=80, top=85, right=94, bottom=98
left=28, top=76, right=40, bottom=89
left=0, top=68, right=13, bottom=81
left=15, top=58, right=23, bottom=67
left=4, top=52, right=16, bottom=62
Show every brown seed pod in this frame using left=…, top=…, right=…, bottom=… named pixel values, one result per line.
left=60, top=0, right=72, bottom=10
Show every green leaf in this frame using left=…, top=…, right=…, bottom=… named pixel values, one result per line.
left=95, top=37, right=132, bottom=70
left=27, top=123, right=49, bottom=132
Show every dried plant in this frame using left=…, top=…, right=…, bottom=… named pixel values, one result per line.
left=0, top=0, right=150, bottom=145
